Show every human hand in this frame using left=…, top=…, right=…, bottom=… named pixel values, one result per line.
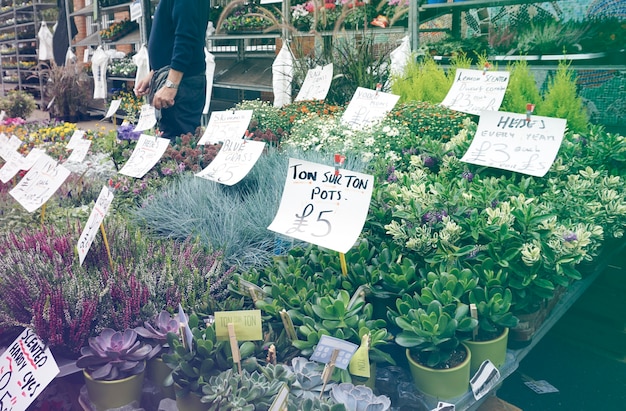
left=152, top=86, right=177, bottom=110
left=134, top=71, right=153, bottom=97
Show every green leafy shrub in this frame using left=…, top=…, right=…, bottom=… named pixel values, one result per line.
left=0, top=90, right=36, bottom=119
left=390, top=56, right=453, bottom=104
left=500, top=59, right=542, bottom=114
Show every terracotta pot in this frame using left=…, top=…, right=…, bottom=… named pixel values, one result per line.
left=464, top=328, right=509, bottom=375
left=406, top=345, right=471, bottom=400
left=83, top=369, right=144, bottom=411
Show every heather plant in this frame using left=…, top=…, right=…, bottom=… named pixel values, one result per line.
left=131, top=147, right=367, bottom=269
left=0, top=218, right=235, bottom=355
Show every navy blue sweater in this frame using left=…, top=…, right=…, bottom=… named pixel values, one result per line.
left=148, top=0, right=209, bottom=76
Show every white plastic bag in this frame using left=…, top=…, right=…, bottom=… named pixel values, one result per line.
left=272, top=43, right=293, bottom=108
left=37, top=22, right=53, bottom=61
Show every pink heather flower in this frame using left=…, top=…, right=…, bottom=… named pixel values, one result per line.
left=161, top=167, right=174, bottom=176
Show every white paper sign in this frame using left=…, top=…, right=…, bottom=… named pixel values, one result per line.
left=0, top=329, right=60, bottom=411
left=133, top=104, right=157, bottom=132
left=0, top=132, right=8, bottom=158
left=77, top=186, right=115, bottom=265
left=197, top=110, right=253, bottom=145
left=0, top=147, right=44, bottom=183
left=195, top=139, right=265, bottom=186
left=0, top=134, right=22, bottom=161
left=461, top=110, right=566, bottom=177
left=310, top=335, right=358, bottom=370
left=118, top=134, right=170, bottom=178
left=65, top=139, right=92, bottom=164
left=129, top=0, right=142, bottom=22
left=65, top=130, right=85, bottom=150
left=341, top=87, right=400, bottom=128
left=9, top=157, right=71, bottom=213
left=441, top=69, right=510, bottom=116
left=295, top=64, right=333, bottom=102
left=104, top=99, right=122, bottom=119
left=268, top=158, right=374, bottom=253
left=470, top=360, right=501, bottom=401
left=431, top=402, right=455, bottom=411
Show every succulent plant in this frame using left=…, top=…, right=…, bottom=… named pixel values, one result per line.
left=161, top=313, right=256, bottom=396
left=290, top=356, right=332, bottom=400
left=468, top=285, right=519, bottom=338
left=135, top=310, right=181, bottom=358
left=288, top=397, right=347, bottom=411
left=201, top=365, right=292, bottom=411
left=330, top=383, right=392, bottom=411
left=76, top=328, right=153, bottom=381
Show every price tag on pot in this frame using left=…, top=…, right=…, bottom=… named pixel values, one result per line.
left=77, top=185, right=115, bottom=265
left=461, top=110, right=566, bottom=177
left=470, top=360, right=501, bottom=401
left=310, top=335, right=358, bottom=370
left=104, top=99, right=122, bottom=119
left=65, top=130, right=86, bottom=150
left=197, top=110, right=252, bottom=145
left=214, top=310, right=262, bottom=341
left=0, top=328, right=60, bottom=411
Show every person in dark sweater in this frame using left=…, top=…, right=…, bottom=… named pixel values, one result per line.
left=134, top=0, right=209, bottom=139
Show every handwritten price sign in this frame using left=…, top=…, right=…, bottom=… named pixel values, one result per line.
left=197, top=110, right=253, bottom=145
left=0, top=134, right=22, bottom=161
left=0, top=329, right=59, bottom=411
left=461, top=110, right=566, bottom=177
left=268, top=158, right=374, bottom=253
left=295, top=64, right=333, bottom=102
left=341, top=87, right=400, bottom=129
left=77, top=186, right=115, bottom=265
left=119, top=134, right=169, bottom=178
left=441, top=69, right=510, bottom=115
left=195, top=139, right=265, bottom=186
left=9, top=156, right=70, bottom=213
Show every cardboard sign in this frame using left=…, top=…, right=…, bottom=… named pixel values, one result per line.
left=77, top=186, right=115, bottom=265
left=470, top=360, right=501, bottom=401
left=214, top=310, right=262, bottom=341
left=104, top=99, right=122, bottom=119
left=197, top=110, right=253, bottom=145
left=310, top=335, right=358, bottom=370
left=133, top=104, right=157, bottom=132
left=9, top=156, right=70, bottom=213
left=295, top=64, right=333, bottom=102
left=65, top=139, right=92, bottom=164
left=441, top=69, right=510, bottom=115
left=341, top=87, right=399, bottom=129
left=0, top=328, right=60, bottom=411
left=118, top=134, right=169, bottom=178
left=195, top=139, right=265, bottom=186
left=0, top=134, right=22, bottom=161
left=461, top=110, right=566, bottom=177
left=268, top=158, right=374, bottom=254
left=65, top=130, right=86, bottom=150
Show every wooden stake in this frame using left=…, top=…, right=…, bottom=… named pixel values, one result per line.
left=339, top=252, right=348, bottom=276
left=228, top=323, right=242, bottom=374
left=99, top=223, right=114, bottom=271
left=40, top=202, right=46, bottom=225
left=319, top=349, right=339, bottom=398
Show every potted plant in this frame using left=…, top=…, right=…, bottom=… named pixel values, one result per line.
left=465, top=281, right=519, bottom=373
left=388, top=295, right=477, bottom=399
left=40, top=61, right=91, bottom=122
left=135, top=310, right=181, bottom=398
left=76, top=328, right=153, bottom=411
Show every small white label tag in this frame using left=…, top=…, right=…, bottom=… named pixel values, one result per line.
left=470, top=360, right=501, bottom=401
left=430, top=401, right=455, bottom=411
left=310, top=335, right=358, bottom=370
left=524, top=379, right=559, bottom=394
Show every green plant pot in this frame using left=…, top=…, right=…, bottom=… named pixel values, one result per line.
left=146, top=357, right=175, bottom=399
left=83, top=369, right=145, bottom=411
left=176, top=389, right=207, bottom=411
left=464, top=328, right=509, bottom=375
left=406, top=345, right=471, bottom=400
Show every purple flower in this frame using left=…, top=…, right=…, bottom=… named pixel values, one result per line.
left=161, top=167, right=173, bottom=176
left=177, top=162, right=186, bottom=172
left=563, top=232, right=578, bottom=242
left=423, top=156, right=437, bottom=169
left=462, top=170, right=474, bottom=182
left=386, top=166, right=397, bottom=182
left=117, top=124, right=141, bottom=141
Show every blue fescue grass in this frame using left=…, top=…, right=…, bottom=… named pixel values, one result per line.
left=131, top=147, right=368, bottom=269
